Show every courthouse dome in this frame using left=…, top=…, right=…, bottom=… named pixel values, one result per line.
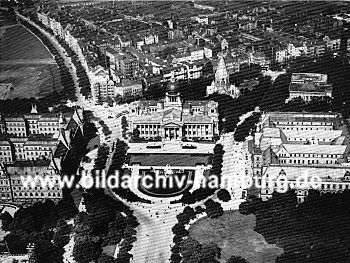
left=166, top=79, right=179, bottom=95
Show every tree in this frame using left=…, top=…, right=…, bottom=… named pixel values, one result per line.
left=204, top=199, right=223, bottom=218
left=180, top=237, right=202, bottom=261
left=172, top=223, right=189, bottom=237
left=98, top=253, right=115, bottom=263
left=99, top=120, right=112, bottom=136
left=0, top=211, right=13, bottom=231
left=56, top=195, right=78, bottom=220
left=201, top=242, right=221, bottom=262
left=33, top=239, right=63, bottom=263
left=4, top=230, right=29, bottom=254
left=132, top=127, right=140, bottom=140
left=195, top=206, right=205, bottom=214
left=73, top=235, right=102, bottom=263
left=170, top=253, right=182, bottom=263
left=176, top=213, right=191, bottom=225
left=183, top=206, right=196, bottom=220
left=180, top=190, right=196, bottom=204
left=217, top=189, right=231, bottom=202
left=121, top=116, right=128, bottom=138
left=105, top=219, right=124, bottom=245
left=115, top=94, right=123, bottom=105
left=234, top=113, right=261, bottom=142
left=93, top=144, right=110, bottom=172
left=211, top=144, right=224, bottom=177
left=106, top=96, right=114, bottom=107
left=227, top=255, right=250, bottom=263
left=53, top=219, right=71, bottom=248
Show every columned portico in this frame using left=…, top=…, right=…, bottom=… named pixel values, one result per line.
left=163, top=127, right=182, bottom=140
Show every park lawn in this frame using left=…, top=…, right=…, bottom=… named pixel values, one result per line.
left=0, top=24, right=52, bottom=61
left=189, top=211, right=283, bottom=263
left=0, top=64, right=62, bottom=99
left=0, top=24, right=62, bottom=99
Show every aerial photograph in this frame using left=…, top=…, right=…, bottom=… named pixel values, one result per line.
left=0, top=0, right=350, bottom=262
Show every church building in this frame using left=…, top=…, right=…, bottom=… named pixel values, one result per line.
left=206, top=54, right=240, bottom=98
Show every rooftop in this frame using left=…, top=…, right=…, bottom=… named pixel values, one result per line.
left=289, top=73, right=332, bottom=92
left=265, top=112, right=342, bottom=123
left=6, top=159, right=51, bottom=168
left=280, top=144, right=347, bottom=155
left=263, top=164, right=350, bottom=181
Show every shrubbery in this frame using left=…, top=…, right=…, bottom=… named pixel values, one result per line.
left=72, top=190, right=139, bottom=263
left=170, top=201, right=224, bottom=263
left=239, top=190, right=350, bottom=262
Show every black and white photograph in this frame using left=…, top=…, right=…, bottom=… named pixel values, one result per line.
left=1, top=0, right=350, bottom=262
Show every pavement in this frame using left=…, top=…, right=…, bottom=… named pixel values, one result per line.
left=219, top=132, right=252, bottom=200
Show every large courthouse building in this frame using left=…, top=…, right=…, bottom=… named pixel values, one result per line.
left=127, top=79, right=219, bottom=141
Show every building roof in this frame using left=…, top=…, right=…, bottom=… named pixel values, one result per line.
left=265, top=112, right=341, bottom=124
left=183, top=114, right=213, bottom=123
left=280, top=144, right=347, bottom=155
left=289, top=73, right=332, bottom=92
left=262, top=127, right=285, bottom=138
left=263, top=164, right=350, bottom=182
left=214, top=54, right=229, bottom=81
left=284, top=130, right=343, bottom=141
left=6, top=159, right=51, bottom=168
left=53, top=142, right=68, bottom=158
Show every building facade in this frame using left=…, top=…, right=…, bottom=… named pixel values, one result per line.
left=288, top=73, right=333, bottom=102
left=115, top=79, right=143, bottom=99
left=127, top=80, right=219, bottom=141
left=0, top=162, right=63, bottom=204
left=0, top=108, right=84, bottom=205
left=251, top=111, right=350, bottom=203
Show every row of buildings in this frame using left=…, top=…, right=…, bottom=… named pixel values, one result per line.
left=0, top=107, right=84, bottom=205
left=34, top=5, right=275, bottom=105
left=251, top=111, right=350, bottom=203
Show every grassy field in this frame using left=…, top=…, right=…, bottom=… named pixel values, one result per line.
left=0, top=64, right=61, bottom=99
left=0, top=24, right=62, bottom=99
left=0, top=24, right=52, bottom=61
left=189, top=211, right=283, bottom=263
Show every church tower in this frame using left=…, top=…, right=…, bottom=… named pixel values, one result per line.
left=206, top=53, right=240, bottom=98
left=214, top=53, right=229, bottom=86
